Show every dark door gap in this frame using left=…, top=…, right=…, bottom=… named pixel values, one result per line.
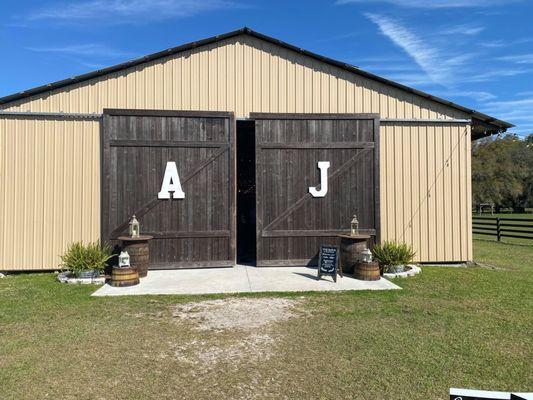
left=236, top=120, right=257, bottom=265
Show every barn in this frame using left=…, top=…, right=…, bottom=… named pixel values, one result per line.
left=0, top=27, right=512, bottom=271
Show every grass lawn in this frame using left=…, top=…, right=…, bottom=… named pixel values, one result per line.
left=1, top=240, right=532, bottom=400
left=474, top=213, right=533, bottom=219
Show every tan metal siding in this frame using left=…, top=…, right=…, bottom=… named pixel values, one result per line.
left=0, top=34, right=473, bottom=269
left=0, top=118, right=100, bottom=270
left=1, top=35, right=469, bottom=120
left=380, top=123, right=472, bottom=262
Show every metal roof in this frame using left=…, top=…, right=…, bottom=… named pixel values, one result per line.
left=0, top=27, right=513, bottom=132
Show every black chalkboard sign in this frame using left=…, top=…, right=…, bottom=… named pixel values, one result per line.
left=449, top=388, right=532, bottom=400
left=317, top=245, right=342, bottom=282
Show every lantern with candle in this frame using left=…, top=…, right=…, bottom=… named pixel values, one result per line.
left=350, top=215, right=359, bottom=236
left=129, top=215, right=140, bottom=238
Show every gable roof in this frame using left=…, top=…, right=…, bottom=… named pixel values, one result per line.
left=0, top=27, right=513, bottom=133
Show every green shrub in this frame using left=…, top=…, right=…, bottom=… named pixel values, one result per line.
left=372, top=241, right=416, bottom=270
left=60, top=241, right=113, bottom=273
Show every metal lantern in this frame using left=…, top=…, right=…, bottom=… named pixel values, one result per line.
left=361, top=248, right=373, bottom=263
left=129, top=214, right=140, bottom=238
left=350, top=214, right=359, bottom=236
left=118, top=251, right=130, bottom=268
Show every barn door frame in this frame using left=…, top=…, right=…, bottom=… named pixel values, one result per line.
left=251, top=113, right=380, bottom=267
left=101, top=108, right=237, bottom=268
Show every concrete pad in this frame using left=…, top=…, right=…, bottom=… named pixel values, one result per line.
left=245, top=266, right=399, bottom=292
left=92, top=265, right=401, bottom=297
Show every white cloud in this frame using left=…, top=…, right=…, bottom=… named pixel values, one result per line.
left=441, top=24, right=485, bottom=36
left=481, top=97, right=533, bottom=134
left=465, top=69, right=530, bottom=83
left=352, top=55, right=407, bottom=63
left=72, top=60, right=107, bottom=69
left=356, top=60, right=438, bottom=86
left=25, top=44, right=134, bottom=58
left=436, top=90, right=497, bottom=102
left=481, top=40, right=506, bottom=48
left=24, top=44, right=136, bottom=71
left=515, top=90, right=533, bottom=97
left=386, top=73, right=436, bottom=87
left=363, top=12, right=532, bottom=90
left=462, top=91, right=497, bottom=102
left=481, top=38, right=533, bottom=49
left=364, top=13, right=472, bottom=85
left=25, top=0, right=239, bottom=23
left=317, top=32, right=362, bottom=42
left=360, top=11, right=531, bottom=130
left=497, top=54, right=533, bottom=64
left=337, top=0, right=518, bottom=8
left=486, top=97, right=533, bottom=109
left=359, top=63, right=419, bottom=72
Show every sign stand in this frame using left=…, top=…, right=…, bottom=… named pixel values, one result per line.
left=317, top=244, right=342, bottom=282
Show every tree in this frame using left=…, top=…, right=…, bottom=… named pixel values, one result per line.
left=514, top=134, right=533, bottom=211
left=472, top=134, right=533, bottom=211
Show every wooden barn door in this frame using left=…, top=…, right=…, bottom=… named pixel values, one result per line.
left=102, top=109, right=236, bottom=269
left=251, top=113, right=380, bottom=267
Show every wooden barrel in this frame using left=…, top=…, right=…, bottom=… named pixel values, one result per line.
left=354, top=261, right=380, bottom=281
left=340, top=237, right=369, bottom=274
left=110, top=266, right=139, bottom=287
left=118, top=235, right=153, bottom=278
left=126, top=242, right=150, bottom=278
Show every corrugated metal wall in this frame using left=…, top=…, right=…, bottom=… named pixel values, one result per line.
left=2, top=35, right=468, bottom=120
left=380, top=122, right=472, bottom=262
left=0, top=117, right=100, bottom=270
left=0, top=33, right=473, bottom=269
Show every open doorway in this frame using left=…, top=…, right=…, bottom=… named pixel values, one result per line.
left=236, top=120, right=256, bottom=264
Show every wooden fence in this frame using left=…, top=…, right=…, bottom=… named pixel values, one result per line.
left=472, top=216, right=533, bottom=241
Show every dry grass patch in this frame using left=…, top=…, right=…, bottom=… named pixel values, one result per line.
left=167, top=297, right=304, bottom=367
left=172, top=297, right=302, bottom=331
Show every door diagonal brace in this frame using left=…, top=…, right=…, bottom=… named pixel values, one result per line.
left=109, top=145, right=228, bottom=239
left=262, top=147, right=372, bottom=232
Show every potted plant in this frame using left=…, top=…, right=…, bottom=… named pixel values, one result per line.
left=372, top=241, right=416, bottom=275
left=60, top=241, right=113, bottom=279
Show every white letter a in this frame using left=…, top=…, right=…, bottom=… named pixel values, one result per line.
left=158, top=161, right=185, bottom=199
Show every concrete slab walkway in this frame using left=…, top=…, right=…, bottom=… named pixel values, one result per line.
left=92, top=265, right=401, bottom=296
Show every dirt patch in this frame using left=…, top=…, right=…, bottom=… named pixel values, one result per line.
left=172, top=297, right=302, bottom=331
left=167, top=297, right=304, bottom=368
left=170, top=333, right=275, bottom=366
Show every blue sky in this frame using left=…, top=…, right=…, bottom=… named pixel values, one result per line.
left=1, top=0, right=532, bottom=137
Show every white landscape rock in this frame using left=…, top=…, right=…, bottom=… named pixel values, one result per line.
left=56, top=271, right=105, bottom=285
left=0, top=272, right=5, bottom=278
left=383, top=264, right=421, bottom=279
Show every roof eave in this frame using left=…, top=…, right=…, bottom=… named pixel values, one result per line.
left=471, top=117, right=513, bottom=141
left=0, top=26, right=513, bottom=132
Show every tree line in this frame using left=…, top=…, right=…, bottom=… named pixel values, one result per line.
left=472, top=133, right=533, bottom=212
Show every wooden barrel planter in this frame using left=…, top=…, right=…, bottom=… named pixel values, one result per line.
left=110, top=266, right=139, bottom=287
left=126, top=242, right=149, bottom=277
left=338, top=234, right=371, bottom=274
left=118, top=235, right=153, bottom=278
left=354, top=261, right=380, bottom=281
